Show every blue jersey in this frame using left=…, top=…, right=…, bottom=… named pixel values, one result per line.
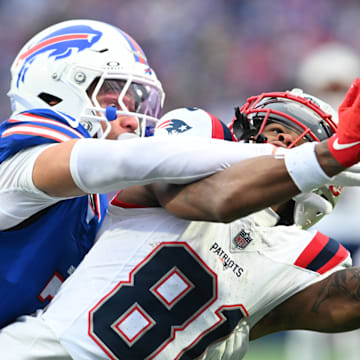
left=0, top=109, right=108, bottom=328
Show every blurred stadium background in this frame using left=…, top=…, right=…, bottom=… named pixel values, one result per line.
left=1, top=1, right=360, bottom=359
left=3, top=0, right=360, bottom=122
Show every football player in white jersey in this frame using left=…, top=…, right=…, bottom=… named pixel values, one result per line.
left=2, top=83, right=360, bottom=359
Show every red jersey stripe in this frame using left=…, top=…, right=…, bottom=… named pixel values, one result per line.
left=294, top=232, right=329, bottom=269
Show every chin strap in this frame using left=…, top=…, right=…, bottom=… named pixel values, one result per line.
left=232, top=107, right=267, bottom=143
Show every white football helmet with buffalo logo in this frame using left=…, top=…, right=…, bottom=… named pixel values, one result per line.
left=8, top=19, right=165, bottom=138
left=230, top=88, right=342, bottom=229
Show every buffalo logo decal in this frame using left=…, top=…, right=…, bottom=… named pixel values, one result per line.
left=16, top=24, right=102, bottom=87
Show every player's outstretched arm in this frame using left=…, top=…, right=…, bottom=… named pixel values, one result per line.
left=32, top=136, right=275, bottom=197
left=152, top=140, right=345, bottom=222
left=250, top=267, right=360, bottom=339
left=152, top=155, right=299, bottom=221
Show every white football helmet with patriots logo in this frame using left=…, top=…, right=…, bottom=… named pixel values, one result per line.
left=155, top=107, right=234, bottom=141
left=8, top=19, right=165, bottom=138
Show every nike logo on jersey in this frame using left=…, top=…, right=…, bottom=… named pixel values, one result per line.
left=333, top=138, right=360, bottom=150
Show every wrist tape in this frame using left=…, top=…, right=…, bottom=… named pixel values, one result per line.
left=284, top=142, right=331, bottom=192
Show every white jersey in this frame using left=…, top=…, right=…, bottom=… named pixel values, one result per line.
left=23, top=200, right=349, bottom=360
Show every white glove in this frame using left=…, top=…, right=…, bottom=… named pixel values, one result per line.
left=200, top=321, right=249, bottom=360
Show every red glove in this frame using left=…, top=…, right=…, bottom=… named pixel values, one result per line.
left=328, top=78, right=360, bottom=167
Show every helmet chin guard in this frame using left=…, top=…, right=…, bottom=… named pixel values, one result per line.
left=293, top=186, right=343, bottom=229
left=8, top=19, right=165, bottom=138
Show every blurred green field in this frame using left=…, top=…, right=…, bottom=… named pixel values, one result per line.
left=244, top=334, right=285, bottom=360
left=243, top=332, right=345, bottom=360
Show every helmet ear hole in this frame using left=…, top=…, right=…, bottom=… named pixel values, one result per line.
left=38, top=93, right=62, bottom=106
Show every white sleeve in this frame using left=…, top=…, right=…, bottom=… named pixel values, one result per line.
left=70, top=137, right=277, bottom=194
left=0, top=144, right=63, bottom=230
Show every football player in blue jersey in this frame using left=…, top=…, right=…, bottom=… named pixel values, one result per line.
left=0, top=18, right=164, bottom=328
left=0, top=19, right=286, bottom=328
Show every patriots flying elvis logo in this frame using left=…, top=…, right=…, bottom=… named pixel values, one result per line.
left=156, top=119, right=192, bottom=135
left=16, top=25, right=102, bottom=87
